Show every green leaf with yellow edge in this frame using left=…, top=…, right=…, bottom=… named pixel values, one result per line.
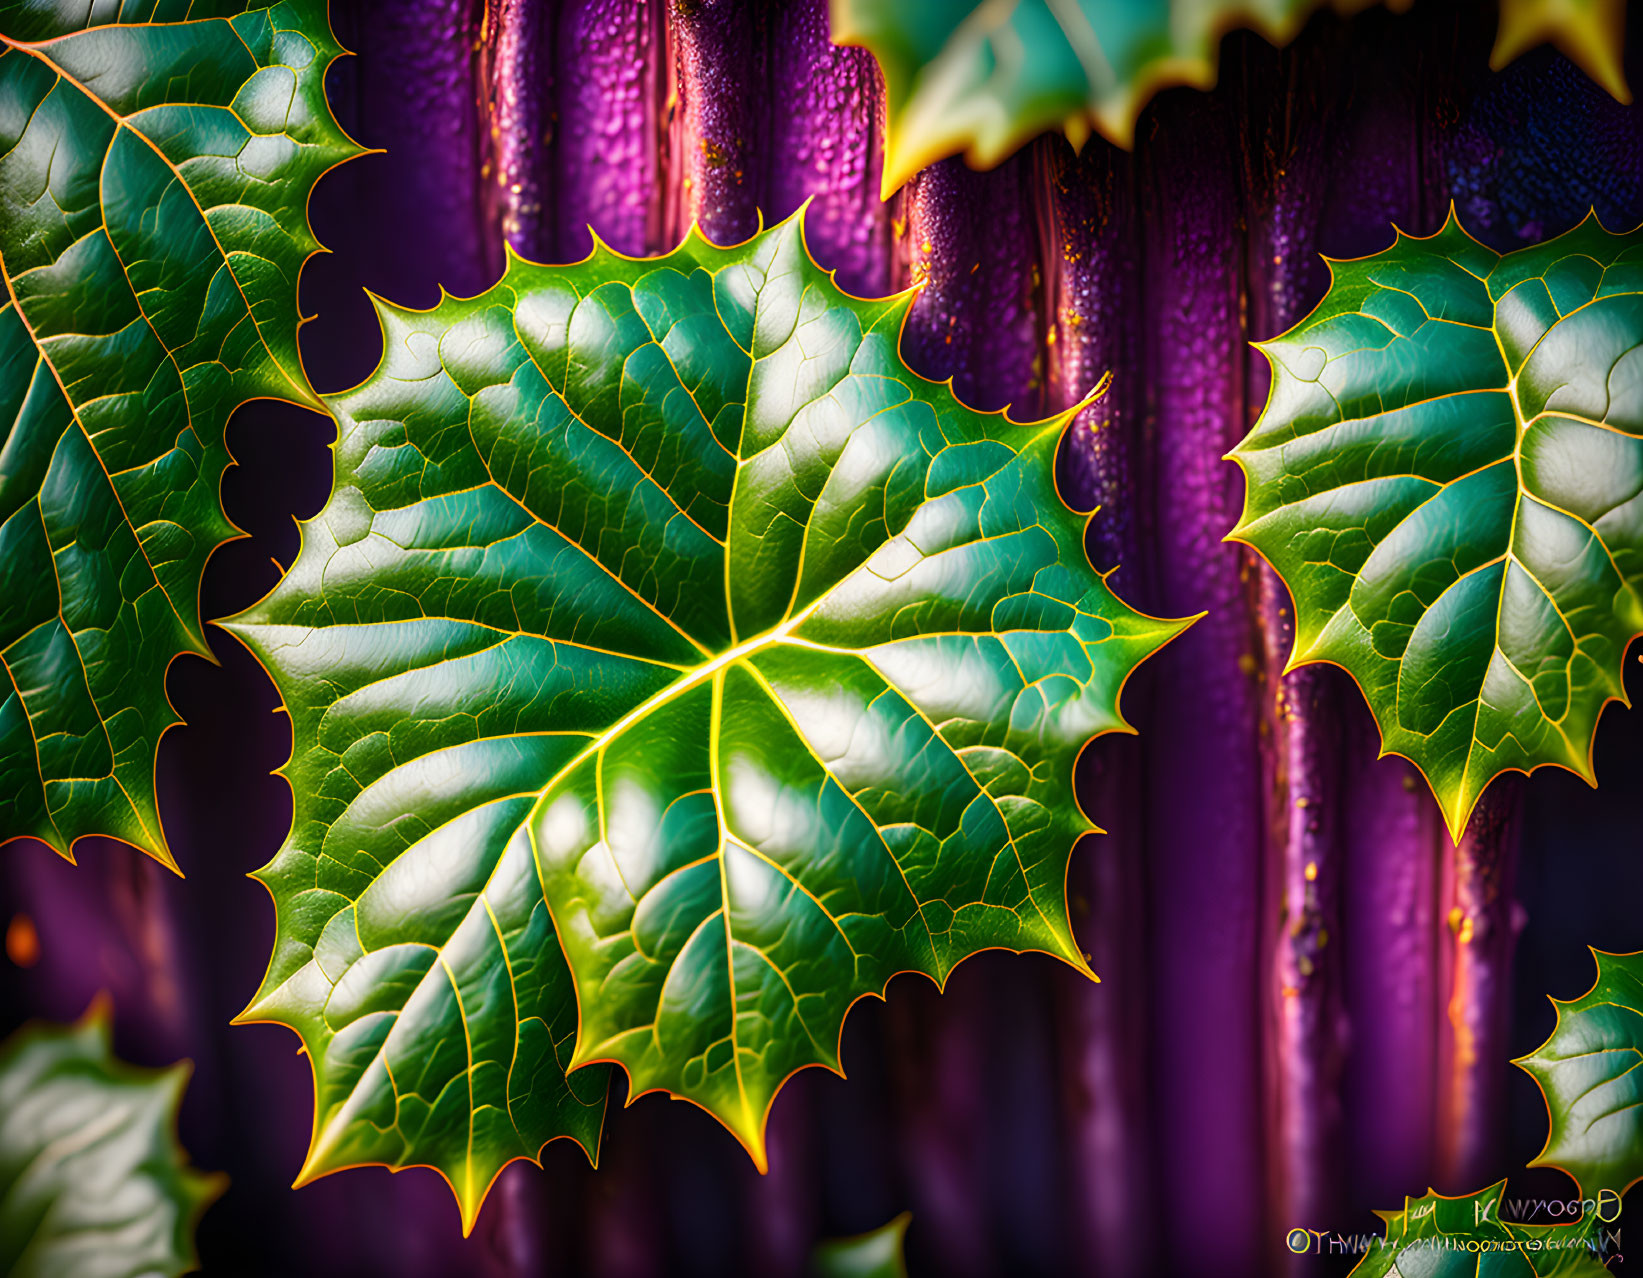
left=1516, top=948, right=1643, bottom=1200
left=223, top=210, right=1193, bottom=1228
left=1228, top=211, right=1643, bottom=840
left=831, top=0, right=1400, bottom=198
left=0, top=1002, right=224, bottom=1278
left=0, top=0, right=363, bottom=867
left=1348, top=1183, right=1611, bottom=1276
left=812, top=1213, right=911, bottom=1278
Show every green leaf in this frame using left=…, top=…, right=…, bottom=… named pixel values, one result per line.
left=832, top=0, right=1633, bottom=200
left=1516, top=948, right=1643, bottom=1200
left=0, top=1002, right=224, bottom=1278
left=1228, top=211, right=1643, bottom=839
left=224, top=212, right=1192, bottom=1224
left=831, top=0, right=1387, bottom=197
left=0, top=0, right=362, bottom=866
left=812, top=1212, right=911, bottom=1278
left=1348, top=1184, right=1610, bottom=1276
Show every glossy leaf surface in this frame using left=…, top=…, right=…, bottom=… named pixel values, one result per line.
left=1516, top=949, right=1643, bottom=1199
left=1229, top=213, right=1643, bottom=838
left=0, top=1004, right=223, bottom=1278
left=0, top=0, right=360, bottom=865
left=1349, top=1184, right=1608, bottom=1276
left=831, top=0, right=1387, bottom=196
left=226, top=213, right=1191, bottom=1222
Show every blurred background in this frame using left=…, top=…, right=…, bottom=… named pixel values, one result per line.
left=3, top=1, right=1642, bottom=1274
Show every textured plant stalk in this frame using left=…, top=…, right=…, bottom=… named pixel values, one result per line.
left=554, top=0, right=666, bottom=259
left=1141, top=88, right=1265, bottom=1278
left=1036, top=136, right=1154, bottom=1277
left=1342, top=743, right=1443, bottom=1207
left=1232, top=36, right=1350, bottom=1268
left=1436, top=777, right=1526, bottom=1190
left=334, top=0, right=490, bottom=299
left=763, top=0, right=893, bottom=296
left=666, top=0, right=762, bottom=245
left=479, top=0, right=552, bottom=266
left=896, top=155, right=1044, bottom=414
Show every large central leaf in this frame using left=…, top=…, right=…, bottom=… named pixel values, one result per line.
left=1229, top=213, right=1643, bottom=839
left=0, top=0, right=361, bottom=866
left=227, top=213, right=1191, bottom=1226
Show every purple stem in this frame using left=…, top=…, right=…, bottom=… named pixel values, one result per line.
left=334, top=0, right=490, bottom=300
left=1303, top=10, right=1452, bottom=1212
left=1036, top=136, right=1154, bottom=1276
left=1141, top=87, right=1265, bottom=1278
left=479, top=0, right=552, bottom=266
left=762, top=0, right=893, bottom=297
left=667, top=0, right=763, bottom=245
left=1437, top=778, right=1527, bottom=1190
left=896, top=155, right=1045, bottom=415
left=554, top=0, right=668, bottom=260
left=1232, top=35, right=1350, bottom=1266
left=880, top=150, right=1048, bottom=1277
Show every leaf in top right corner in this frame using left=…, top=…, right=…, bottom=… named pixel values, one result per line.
left=1228, top=211, right=1643, bottom=840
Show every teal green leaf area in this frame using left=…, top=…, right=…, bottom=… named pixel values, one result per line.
left=813, top=1213, right=911, bottom=1278
left=0, top=1, right=361, bottom=865
left=1229, top=212, right=1643, bottom=839
left=0, top=1004, right=224, bottom=1278
left=225, top=212, right=1192, bottom=1227
left=1349, top=1184, right=1609, bottom=1276
left=1516, top=948, right=1643, bottom=1200
left=831, top=0, right=1388, bottom=196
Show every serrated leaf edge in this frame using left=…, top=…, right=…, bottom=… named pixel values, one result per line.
left=1223, top=203, right=1642, bottom=843
left=0, top=2, right=370, bottom=871
left=219, top=203, right=1199, bottom=1222
left=1513, top=946, right=1643, bottom=1202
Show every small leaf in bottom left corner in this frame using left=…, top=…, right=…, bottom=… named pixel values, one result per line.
left=0, top=1001, right=224, bottom=1278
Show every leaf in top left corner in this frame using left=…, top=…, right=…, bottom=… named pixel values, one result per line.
left=0, top=0, right=363, bottom=867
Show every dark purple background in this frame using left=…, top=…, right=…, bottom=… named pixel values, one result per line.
left=3, top=3, right=1643, bottom=1275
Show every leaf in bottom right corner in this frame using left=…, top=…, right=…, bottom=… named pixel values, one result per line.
left=1516, top=947, right=1643, bottom=1200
